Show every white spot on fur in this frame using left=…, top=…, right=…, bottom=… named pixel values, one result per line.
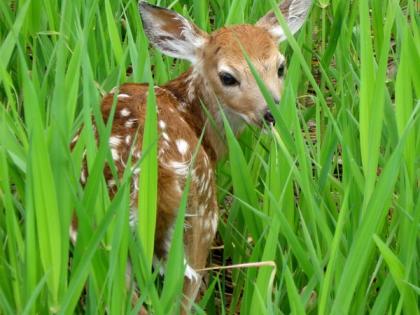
left=80, top=169, right=86, bottom=184
left=125, top=135, right=132, bottom=145
left=176, top=139, right=189, bottom=155
left=118, top=93, right=130, bottom=99
left=69, top=225, right=78, bottom=244
left=71, top=134, right=79, bottom=144
left=107, top=179, right=116, bottom=188
left=131, top=166, right=141, bottom=175
left=162, top=132, right=170, bottom=142
left=132, top=175, right=139, bottom=191
left=109, top=136, right=122, bottom=147
left=168, top=160, right=189, bottom=176
left=133, top=150, right=141, bottom=159
left=159, top=120, right=167, bottom=129
left=120, top=108, right=131, bottom=117
left=111, top=148, right=119, bottom=161
left=125, top=119, right=137, bottom=128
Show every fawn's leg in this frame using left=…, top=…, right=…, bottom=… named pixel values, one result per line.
left=182, top=202, right=218, bottom=313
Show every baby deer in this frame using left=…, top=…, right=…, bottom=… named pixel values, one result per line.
left=86, top=0, right=311, bottom=312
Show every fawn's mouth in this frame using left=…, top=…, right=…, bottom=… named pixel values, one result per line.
left=263, top=110, right=275, bottom=126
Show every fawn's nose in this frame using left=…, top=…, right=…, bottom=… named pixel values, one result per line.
left=264, top=110, right=275, bottom=125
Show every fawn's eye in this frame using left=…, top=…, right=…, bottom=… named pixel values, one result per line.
left=277, top=64, right=285, bottom=78
left=219, top=72, right=239, bottom=87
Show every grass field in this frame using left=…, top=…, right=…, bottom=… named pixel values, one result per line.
left=0, top=0, right=419, bottom=314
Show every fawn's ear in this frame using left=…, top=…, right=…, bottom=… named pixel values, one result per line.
left=139, top=1, right=208, bottom=63
left=257, top=0, right=312, bottom=43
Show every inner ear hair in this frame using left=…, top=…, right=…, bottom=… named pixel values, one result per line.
left=139, top=1, right=208, bottom=63
left=256, top=0, right=312, bottom=43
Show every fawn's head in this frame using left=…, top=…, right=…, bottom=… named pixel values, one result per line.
left=139, top=0, right=312, bottom=129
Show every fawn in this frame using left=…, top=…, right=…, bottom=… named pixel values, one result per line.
left=76, top=0, right=312, bottom=312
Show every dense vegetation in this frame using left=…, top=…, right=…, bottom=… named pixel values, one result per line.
left=0, top=0, right=419, bottom=314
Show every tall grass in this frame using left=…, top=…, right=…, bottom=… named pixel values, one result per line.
left=0, top=0, right=419, bottom=314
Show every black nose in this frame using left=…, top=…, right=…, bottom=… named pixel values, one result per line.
left=264, top=111, right=275, bottom=125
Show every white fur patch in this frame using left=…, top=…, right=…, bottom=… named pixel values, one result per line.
left=118, top=93, right=130, bottom=99
left=159, top=120, right=167, bottom=129
left=71, top=134, right=79, bottom=144
left=80, top=169, right=86, bottom=184
left=125, top=119, right=137, bottom=128
left=131, top=166, right=141, bottom=175
left=111, top=148, right=119, bottom=161
left=109, top=136, right=122, bottom=147
left=120, top=108, right=131, bottom=117
left=69, top=225, right=78, bottom=244
left=168, top=160, right=190, bottom=177
left=162, top=132, right=170, bottom=142
left=132, top=175, right=139, bottom=191
left=176, top=139, right=189, bottom=155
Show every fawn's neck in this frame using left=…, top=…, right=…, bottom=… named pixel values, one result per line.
left=164, top=68, right=229, bottom=162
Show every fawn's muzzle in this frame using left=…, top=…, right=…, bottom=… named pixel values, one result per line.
left=263, top=110, right=275, bottom=125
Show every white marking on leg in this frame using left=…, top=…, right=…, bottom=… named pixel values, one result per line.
left=184, top=259, right=200, bottom=283
left=211, top=212, right=218, bottom=234
left=129, top=206, right=138, bottom=227
left=198, top=205, right=206, bottom=216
